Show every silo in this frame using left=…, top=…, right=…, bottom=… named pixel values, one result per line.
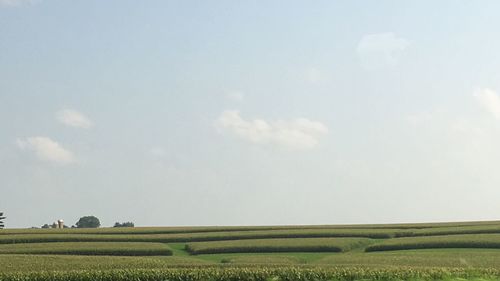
left=57, top=219, right=64, bottom=229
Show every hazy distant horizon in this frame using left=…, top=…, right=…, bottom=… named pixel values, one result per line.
left=2, top=1, right=500, bottom=228
left=6, top=218, right=500, bottom=230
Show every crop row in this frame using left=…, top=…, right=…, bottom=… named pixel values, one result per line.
left=0, top=255, right=211, bottom=273
left=3, top=224, right=500, bottom=243
left=4, top=249, right=500, bottom=271
left=366, top=234, right=500, bottom=252
left=0, top=229, right=400, bottom=244
left=5, top=227, right=500, bottom=245
left=2, top=220, right=500, bottom=236
left=185, top=238, right=373, bottom=254
left=0, top=226, right=316, bottom=236
left=409, top=225, right=500, bottom=237
left=0, top=242, right=172, bottom=256
left=1, top=266, right=500, bottom=281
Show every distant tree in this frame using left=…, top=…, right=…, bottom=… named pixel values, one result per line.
left=41, top=224, right=50, bottom=229
left=75, top=216, right=101, bottom=228
left=0, top=212, right=5, bottom=229
left=114, top=222, right=134, bottom=227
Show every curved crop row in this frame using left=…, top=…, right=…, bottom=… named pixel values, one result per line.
left=0, top=228, right=399, bottom=245
left=0, top=242, right=172, bottom=256
left=366, top=234, right=500, bottom=252
left=409, top=225, right=500, bottom=237
left=185, top=238, right=374, bottom=254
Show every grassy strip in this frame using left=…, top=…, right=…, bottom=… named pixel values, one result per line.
left=0, top=242, right=173, bottom=256
left=366, top=234, right=500, bottom=252
left=1, top=267, right=500, bottom=281
left=0, top=229, right=400, bottom=245
left=186, top=238, right=373, bottom=254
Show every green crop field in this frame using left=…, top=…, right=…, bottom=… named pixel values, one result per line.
left=0, top=242, right=172, bottom=256
left=3, top=221, right=500, bottom=280
left=186, top=237, right=374, bottom=254
left=365, top=234, right=500, bottom=252
left=0, top=228, right=402, bottom=245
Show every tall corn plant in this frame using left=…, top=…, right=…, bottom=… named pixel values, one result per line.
left=0, top=212, right=5, bottom=229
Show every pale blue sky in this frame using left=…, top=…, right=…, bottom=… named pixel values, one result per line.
left=2, top=1, right=500, bottom=228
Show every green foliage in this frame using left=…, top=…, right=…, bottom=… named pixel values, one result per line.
left=3, top=221, right=500, bottom=281
left=2, top=220, right=500, bottom=236
left=0, top=229, right=400, bottom=245
left=114, top=222, right=135, bottom=228
left=76, top=216, right=101, bottom=228
left=3, top=223, right=500, bottom=246
left=314, top=249, right=500, bottom=268
left=366, top=234, right=500, bottom=252
left=186, top=238, right=374, bottom=255
left=0, top=225, right=405, bottom=235
left=0, top=266, right=500, bottom=281
left=0, top=255, right=212, bottom=273
left=217, top=255, right=303, bottom=265
left=4, top=249, right=500, bottom=272
left=0, top=242, right=172, bottom=256
left=409, top=225, right=500, bottom=237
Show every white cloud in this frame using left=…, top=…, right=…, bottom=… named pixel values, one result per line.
left=56, top=109, right=93, bottom=129
left=215, top=110, right=328, bottom=150
left=226, top=91, right=244, bottom=102
left=474, top=88, right=500, bottom=119
left=357, top=32, right=410, bottom=70
left=17, top=136, right=75, bottom=165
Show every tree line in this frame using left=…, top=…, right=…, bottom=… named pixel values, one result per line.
left=0, top=212, right=5, bottom=229
left=0, top=213, right=134, bottom=229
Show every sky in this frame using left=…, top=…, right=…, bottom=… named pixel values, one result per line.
left=2, top=1, right=500, bottom=228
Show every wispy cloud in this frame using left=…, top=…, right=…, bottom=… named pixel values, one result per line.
left=215, top=110, right=328, bottom=150
left=56, top=109, right=93, bottom=129
left=474, top=88, right=500, bottom=119
left=17, top=136, right=75, bottom=165
left=357, top=32, right=410, bottom=70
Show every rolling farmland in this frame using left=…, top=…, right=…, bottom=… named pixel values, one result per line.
left=185, top=237, right=374, bottom=254
left=0, top=242, right=172, bottom=256
left=3, top=221, right=500, bottom=280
